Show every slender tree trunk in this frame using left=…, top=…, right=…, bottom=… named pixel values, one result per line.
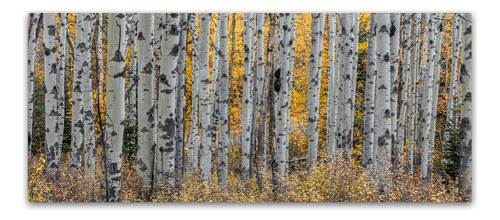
left=255, top=13, right=267, bottom=170
left=209, top=14, right=221, bottom=164
left=241, top=13, right=254, bottom=179
left=428, top=13, right=443, bottom=179
left=217, top=13, right=229, bottom=188
left=389, top=13, right=400, bottom=161
left=153, top=13, right=162, bottom=163
left=458, top=13, right=472, bottom=201
left=78, top=13, right=96, bottom=178
left=338, top=13, right=354, bottom=161
left=198, top=13, right=212, bottom=184
left=276, top=13, right=291, bottom=176
left=373, top=13, right=391, bottom=188
left=395, top=13, right=412, bottom=167
left=348, top=13, right=360, bottom=153
left=104, top=13, right=127, bottom=202
left=307, top=13, right=323, bottom=168
left=70, top=13, right=87, bottom=174
left=284, top=13, right=297, bottom=164
left=57, top=13, right=68, bottom=152
left=408, top=13, right=422, bottom=175
left=156, top=13, right=180, bottom=189
left=420, top=13, right=437, bottom=184
left=187, top=13, right=200, bottom=174
left=44, top=13, right=62, bottom=178
left=175, top=13, right=188, bottom=188
left=326, top=13, right=338, bottom=157
left=446, top=14, right=462, bottom=125
left=28, top=13, right=40, bottom=157
left=136, top=13, right=155, bottom=189
left=362, top=13, right=377, bottom=171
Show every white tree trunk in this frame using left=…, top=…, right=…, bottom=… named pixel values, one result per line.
left=217, top=13, right=229, bottom=188
left=348, top=13, right=360, bottom=151
left=156, top=13, right=180, bottom=189
left=284, top=13, right=297, bottom=162
left=389, top=13, right=400, bottom=159
left=136, top=13, right=155, bottom=188
left=28, top=13, right=40, bottom=156
left=307, top=13, right=323, bottom=168
left=326, top=13, right=338, bottom=157
left=241, top=13, right=254, bottom=179
left=362, top=13, right=377, bottom=170
left=395, top=13, right=412, bottom=166
left=255, top=13, right=266, bottom=168
left=446, top=14, right=462, bottom=124
left=57, top=13, right=67, bottom=151
left=407, top=13, right=422, bottom=175
left=276, top=13, right=291, bottom=175
left=44, top=13, right=62, bottom=178
left=373, top=13, right=392, bottom=186
left=175, top=13, right=188, bottom=186
left=187, top=13, right=200, bottom=174
left=77, top=13, right=96, bottom=178
left=209, top=14, right=222, bottom=162
left=104, top=13, right=127, bottom=202
left=198, top=13, right=212, bottom=184
left=70, top=13, right=87, bottom=174
left=458, top=13, right=472, bottom=201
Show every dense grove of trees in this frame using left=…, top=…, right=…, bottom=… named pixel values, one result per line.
left=27, top=13, right=472, bottom=202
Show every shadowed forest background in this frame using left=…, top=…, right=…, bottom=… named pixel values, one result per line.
left=27, top=12, right=472, bottom=202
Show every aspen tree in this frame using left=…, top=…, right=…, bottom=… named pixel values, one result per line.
left=408, top=13, right=422, bottom=174
left=445, top=14, right=462, bottom=144
left=175, top=13, right=188, bottom=186
left=276, top=13, right=291, bottom=175
left=57, top=13, right=67, bottom=149
left=458, top=13, right=472, bottom=201
left=136, top=13, right=155, bottom=188
left=104, top=13, right=127, bottom=202
left=70, top=13, right=87, bottom=174
left=255, top=13, right=266, bottom=168
left=198, top=13, right=212, bottom=184
left=28, top=13, right=40, bottom=156
left=420, top=13, right=437, bottom=184
left=348, top=13, right=360, bottom=150
left=217, top=13, right=229, bottom=188
left=307, top=13, right=323, bottom=168
left=209, top=14, right=221, bottom=160
left=187, top=13, right=200, bottom=173
left=373, top=13, right=391, bottom=186
left=284, top=13, right=297, bottom=159
left=389, top=13, right=400, bottom=155
left=156, top=13, right=180, bottom=189
left=395, top=13, right=412, bottom=165
left=241, top=13, right=254, bottom=179
left=326, top=13, right=338, bottom=157
left=79, top=13, right=96, bottom=178
left=44, top=13, right=62, bottom=178
left=362, top=13, right=376, bottom=170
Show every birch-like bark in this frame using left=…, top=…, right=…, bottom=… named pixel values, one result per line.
left=198, top=13, right=212, bottom=184
left=362, top=13, right=377, bottom=170
left=395, top=13, right=411, bottom=166
left=156, top=13, right=180, bottom=189
left=255, top=13, right=267, bottom=169
left=28, top=13, right=40, bottom=156
left=209, top=14, right=221, bottom=160
left=284, top=13, right=297, bottom=163
left=373, top=13, right=391, bottom=186
left=217, top=13, right=229, bottom=188
left=187, top=13, right=200, bottom=174
left=153, top=13, right=162, bottom=159
left=326, top=13, right=338, bottom=157
left=408, top=13, right=422, bottom=174
left=104, top=13, right=127, bottom=202
left=44, top=13, right=62, bottom=178
left=420, top=13, right=437, bottom=183
left=307, top=13, right=323, bottom=168
left=348, top=13, right=360, bottom=150
left=241, top=13, right=254, bottom=179
left=70, top=13, right=87, bottom=173
left=428, top=13, right=443, bottom=177
left=389, top=13, right=400, bottom=158
left=458, top=13, right=472, bottom=201
left=276, top=13, right=291, bottom=175
left=338, top=13, right=354, bottom=160
left=78, top=13, right=96, bottom=178
left=175, top=13, right=188, bottom=186
left=445, top=14, right=462, bottom=143
left=57, top=13, right=67, bottom=150
left=136, top=13, right=155, bottom=188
